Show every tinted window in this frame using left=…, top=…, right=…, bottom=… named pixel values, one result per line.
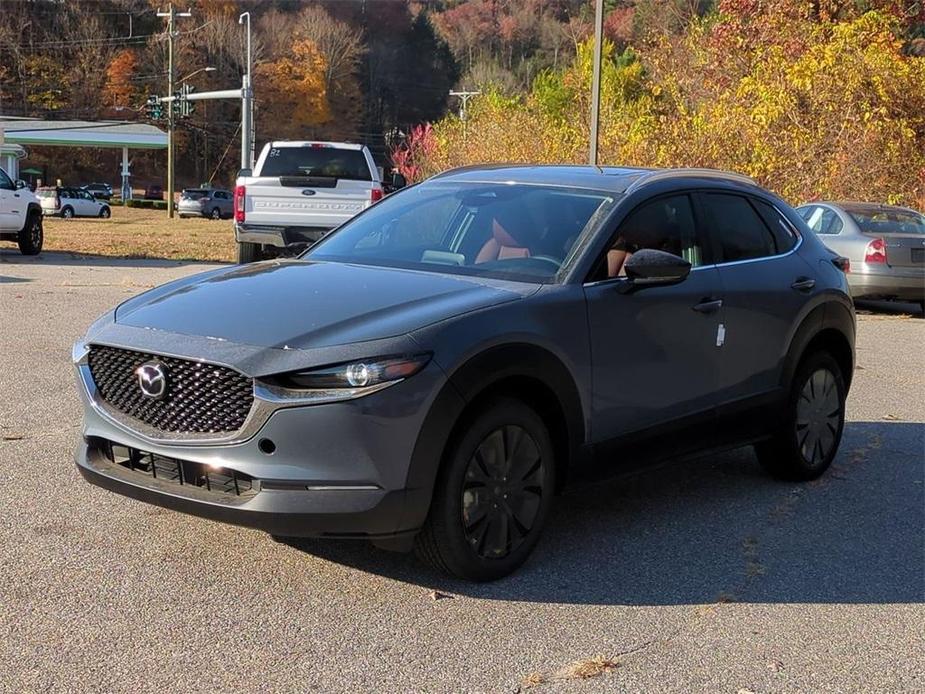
left=800, top=205, right=843, bottom=235
left=260, top=146, right=372, bottom=181
left=306, top=182, right=615, bottom=283
left=0, top=168, right=14, bottom=191
left=604, top=194, right=702, bottom=278
left=753, top=199, right=799, bottom=250
left=182, top=189, right=208, bottom=200
left=704, top=193, right=776, bottom=262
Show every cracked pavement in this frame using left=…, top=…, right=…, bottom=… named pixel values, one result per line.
left=1, top=251, right=923, bottom=693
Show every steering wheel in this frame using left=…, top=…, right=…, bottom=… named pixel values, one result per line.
left=530, top=255, right=563, bottom=270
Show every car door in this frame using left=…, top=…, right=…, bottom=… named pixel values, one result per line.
left=0, top=167, right=23, bottom=231
left=698, top=191, right=812, bottom=406
left=584, top=192, right=725, bottom=442
left=78, top=190, right=99, bottom=216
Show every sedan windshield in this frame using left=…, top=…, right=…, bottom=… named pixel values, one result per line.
left=304, top=182, right=616, bottom=282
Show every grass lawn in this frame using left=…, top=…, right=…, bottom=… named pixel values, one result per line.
left=41, top=206, right=236, bottom=262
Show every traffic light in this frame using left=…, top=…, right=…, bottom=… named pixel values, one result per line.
left=175, top=83, right=195, bottom=119
left=145, top=95, right=164, bottom=120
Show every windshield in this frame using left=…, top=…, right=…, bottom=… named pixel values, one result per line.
left=259, top=146, right=372, bottom=181
left=845, top=206, right=925, bottom=235
left=304, top=182, right=616, bottom=283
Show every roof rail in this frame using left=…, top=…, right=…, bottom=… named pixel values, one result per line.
left=624, top=168, right=757, bottom=194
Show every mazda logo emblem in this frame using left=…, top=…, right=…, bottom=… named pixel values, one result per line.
left=300, top=189, right=316, bottom=196
left=135, top=361, right=168, bottom=400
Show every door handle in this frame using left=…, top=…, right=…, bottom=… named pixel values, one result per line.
left=791, top=277, right=816, bottom=292
left=692, top=298, right=723, bottom=314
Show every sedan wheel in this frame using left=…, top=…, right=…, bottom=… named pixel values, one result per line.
left=415, top=397, right=555, bottom=581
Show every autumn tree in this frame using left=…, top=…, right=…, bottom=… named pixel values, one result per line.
left=104, top=50, right=140, bottom=108
left=255, top=38, right=332, bottom=138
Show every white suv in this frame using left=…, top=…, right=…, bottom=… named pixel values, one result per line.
left=37, top=186, right=111, bottom=219
left=0, top=166, right=43, bottom=255
left=233, top=141, right=404, bottom=263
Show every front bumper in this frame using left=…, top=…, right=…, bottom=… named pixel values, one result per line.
left=234, top=222, right=332, bottom=249
left=73, top=345, right=449, bottom=540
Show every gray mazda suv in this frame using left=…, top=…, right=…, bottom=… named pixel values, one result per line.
left=74, top=166, right=856, bottom=581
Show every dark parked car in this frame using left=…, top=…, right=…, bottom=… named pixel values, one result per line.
left=83, top=183, right=113, bottom=201
left=73, top=166, right=855, bottom=581
left=143, top=184, right=163, bottom=200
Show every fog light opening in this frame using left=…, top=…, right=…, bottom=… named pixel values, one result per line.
left=258, top=438, right=276, bottom=455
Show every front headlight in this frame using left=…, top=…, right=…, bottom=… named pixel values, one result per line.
left=257, top=354, right=431, bottom=404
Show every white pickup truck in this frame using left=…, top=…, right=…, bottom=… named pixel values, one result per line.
left=233, top=141, right=403, bottom=263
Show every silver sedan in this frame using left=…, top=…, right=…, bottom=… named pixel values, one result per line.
left=797, top=202, right=924, bottom=311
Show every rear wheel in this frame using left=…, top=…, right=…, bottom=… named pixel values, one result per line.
left=236, top=241, right=261, bottom=264
left=210, top=207, right=221, bottom=220
left=61, top=206, right=74, bottom=219
left=755, top=351, right=846, bottom=481
left=415, top=397, right=556, bottom=581
left=99, top=206, right=111, bottom=219
left=18, top=212, right=43, bottom=255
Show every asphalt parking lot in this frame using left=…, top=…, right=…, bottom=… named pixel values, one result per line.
left=1, top=250, right=923, bottom=693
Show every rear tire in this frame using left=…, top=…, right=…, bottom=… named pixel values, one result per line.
left=755, top=351, right=846, bottom=481
left=210, top=207, right=221, bottom=220
left=18, top=212, right=43, bottom=255
left=414, top=397, right=556, bottom=581
left=99, top=206, right=111, bottom=219
left=61, top=206, right=74, bottom=219
left=236, top=241, right=261, bottom=264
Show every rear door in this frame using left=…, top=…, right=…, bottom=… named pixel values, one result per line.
left=246, top=145, right=377, bottom=228
left=698, top=192, right=811, bottom=405
left=584, top=192, right=725, bottom=441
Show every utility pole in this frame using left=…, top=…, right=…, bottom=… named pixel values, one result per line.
left=239, top=12, right=254, bottom=170
left=449, top=89, right=481, bottom=141
left=589, top=0, right=604, bottom=166
left=157, top=4, right=191, bottom=218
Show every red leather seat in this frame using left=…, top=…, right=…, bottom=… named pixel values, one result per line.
left=475, top=219, right=530, bottom=263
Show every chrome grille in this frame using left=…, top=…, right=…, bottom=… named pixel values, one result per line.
left=87, top=345, right=254, bottom=434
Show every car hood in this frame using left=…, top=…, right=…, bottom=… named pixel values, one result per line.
left=114, top=259, right=526, bottom=350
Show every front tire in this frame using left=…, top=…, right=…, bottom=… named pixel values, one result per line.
left=18, top=212, right=43, bottom=255
left=755, top=351, right=846, bottom=481
left=236, top=241, right=261, bottom=263
left=415, top=398, right=556, bottom=581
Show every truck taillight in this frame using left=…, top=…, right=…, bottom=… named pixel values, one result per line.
left=234, top=185, right=245, bottom=222
left=370, top=187, right=383, bottom=203
left=864, top=237, right=887, bottom=264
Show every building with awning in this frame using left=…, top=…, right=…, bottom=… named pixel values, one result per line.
left=0, top=117, right=167, bottom=200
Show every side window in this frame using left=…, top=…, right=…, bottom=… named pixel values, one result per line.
left=604, top=194, right=702, bottom=278
left=753, top=198, right=799, bottom=251
left=801, top=206, right=843, bottom=235
left=0, top=168, right=15, bottom=191
left=703, top=193, right=776, bottom=262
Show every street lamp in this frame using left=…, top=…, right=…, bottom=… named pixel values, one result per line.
left=179, top=66, right=216, bottom=83
left=239, top=11, right=254, bottom=170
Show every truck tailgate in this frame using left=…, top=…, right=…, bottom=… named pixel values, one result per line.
left=244, top=176, right=370, bottom=228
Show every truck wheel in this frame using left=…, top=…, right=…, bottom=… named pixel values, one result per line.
left=18, top=212, right=44, bottom=255
left=237, top=241, right=261, bottom=264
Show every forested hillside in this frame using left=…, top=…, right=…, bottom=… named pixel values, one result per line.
left=1, top=0, right=922, bottom=203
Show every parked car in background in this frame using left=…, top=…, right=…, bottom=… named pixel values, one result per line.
left=37, top=186, right=111, bottom=219
left=177, top=188, right=233, bottom=220
left=0, top=165, right=43, bottom=254
left=233, top=141, right=403, bottom=263
left=144, top=184, right=164, bottom=200
left=83, top=183, right=113, bottom=201
left=73, top=166, right=855, bottom=581
left=797, top=202, right=924, bottom=312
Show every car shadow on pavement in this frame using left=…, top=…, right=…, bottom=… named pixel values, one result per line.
left=0, top=249, right=227, bottom=269
left=281, top=420, right=925, bottom=606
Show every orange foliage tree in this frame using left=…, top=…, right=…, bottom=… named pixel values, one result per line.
left=103, top=49, right=139, bottom=108
left=254, top=37, right=332, bottom=138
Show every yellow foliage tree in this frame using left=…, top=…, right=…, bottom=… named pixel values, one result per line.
left=255, top=38, right=332, bottom=138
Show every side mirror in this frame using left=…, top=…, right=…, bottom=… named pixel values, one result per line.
left=619, top=248, right=691, bottom=292
left=15, top=179, right=27, bottom=190
left=391, top=172, right=407, bottom=190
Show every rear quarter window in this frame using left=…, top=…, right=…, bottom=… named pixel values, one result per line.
left=753, top=199, right=800, bottom=250
left=702, top=193, right=777, bottom=262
